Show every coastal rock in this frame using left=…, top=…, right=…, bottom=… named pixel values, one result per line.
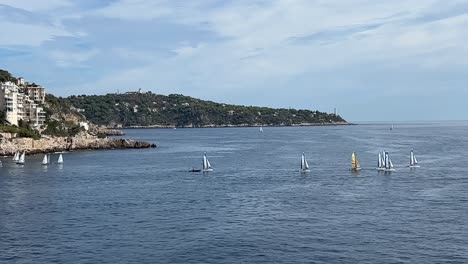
left=0, top=134, right=155, bottom=156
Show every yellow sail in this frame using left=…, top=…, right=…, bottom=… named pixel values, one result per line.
left=352, top=152, right=361, bottom=169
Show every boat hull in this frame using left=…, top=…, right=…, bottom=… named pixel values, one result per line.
left=409, top=165, right=420, bottom=168
left=202, top=169, right=213, bottom=172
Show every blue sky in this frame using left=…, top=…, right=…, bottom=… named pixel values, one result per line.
left=0, top=0, right=467, bottom=121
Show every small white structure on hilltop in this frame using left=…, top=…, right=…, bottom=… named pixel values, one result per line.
left=79, top=122, right=89, bottom=131
left=17, top=77, right=25, bottom=86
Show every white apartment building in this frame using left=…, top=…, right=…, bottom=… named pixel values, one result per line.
left=0, top=81, right=46, bottom=127
left=0, top=81, right=20, bottom=126
left=23, top=98, right=46, bottom=127
left=17, top=77, right=25, bottom=86
left=24, top=85, right=46, bottom=104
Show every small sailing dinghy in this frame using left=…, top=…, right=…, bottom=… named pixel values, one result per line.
left=57, top=154, right=64, bottom=164
left=351, top=152, right=361, bottom=171
left=42, top=154, right=48, bottom=165
left=377, top=152, right=385, bottom=171
left=12, top=152, right=19, bottom=162
left=202, top=153, right=213, bottom=172
left=16, top=152, right=25, bottom=165
left=384, top=152, right=395, bottom=172
left=409, top=150, right=420, bottom=168
left=259, top=127, right=264, bottom=132
left=300, top=152, right=310, bottom=173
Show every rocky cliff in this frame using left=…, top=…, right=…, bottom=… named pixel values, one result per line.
left=0, top=132, right=155, bottom=156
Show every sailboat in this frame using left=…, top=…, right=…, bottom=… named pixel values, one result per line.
left=16, top=152, right=25, bottom=165
left=259, top=127, right=264, bottom=132
left=42, top=154, right=48, bottom=165
left=351, top=152, right=361, bottom=171
left=409, top=150, right=420, bottom=168
left=384, top=152, right=395, bottom=172
left=12, top=152, right=19, bottom=162
left=300, top=152, right=310, bottom=173
left=202, top=153, right=213, bottom=172
left=57, top=154, right=64, bottom=164
left=390, top=124, right=394, bottom=130
left=377, top=152, right=385, bottom=171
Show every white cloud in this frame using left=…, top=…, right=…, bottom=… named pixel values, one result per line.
left=69, top=0, right=468, bottom=97
left=92, top=0, right=172, bottom=20
left=50, top=49, right=99, bottom=67
left=0, top=21, right=72, bottom=46
left=0, top=0, right=72, bottom=11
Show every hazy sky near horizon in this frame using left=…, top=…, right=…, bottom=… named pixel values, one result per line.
left=0, top=0, right=467, bottom=121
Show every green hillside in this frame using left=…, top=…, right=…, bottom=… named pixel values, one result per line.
left=63, top=92, right=346, bottom=127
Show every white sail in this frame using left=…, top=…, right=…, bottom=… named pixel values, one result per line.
left=385, top=152, right=390, bottom=169
left=301, top=153, right=310, bottom=171
left=202, top=153, right=212, bottom=171
left=17, top=152, right=25, bottom=164
left=203, top=155, right=207, bottom=170
left=57, top=154, right=64, bottom=164
left=259, top=127, right=263, bottom=132
left=389, top=158, right=394, bottom=168
left=301, top=154, right=305, bottom=170
left=378, top=152, right=382, bottom=168
left=409, top=150, right=419, bottom=167
left=42, top=154, right=48, bottom=165
left=13, top=152, right=19, bottom=161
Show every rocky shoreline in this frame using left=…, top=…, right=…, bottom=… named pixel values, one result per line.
left=0, top=133, right=155, bottom=156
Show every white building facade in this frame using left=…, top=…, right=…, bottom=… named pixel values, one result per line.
left=0, top=81, right=46, bottom=127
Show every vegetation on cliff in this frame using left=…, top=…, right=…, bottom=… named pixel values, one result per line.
left=0, top=69, right=17, bottom=83
left=63, top=92, right=346, bottom=127
left=1, top=68, right=346, bottom=131
left=0, top=123, right=41, bottom=140
left=42, top=94, right=86, bottom=137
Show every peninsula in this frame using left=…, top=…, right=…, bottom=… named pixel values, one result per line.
left=0, top=69, right=155, bottom=156
left=64, top=92, right=347, bottom=128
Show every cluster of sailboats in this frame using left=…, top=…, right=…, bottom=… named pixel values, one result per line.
left=192, top=150, right=419, bottom=173
left=8, top=152, right=64, bottom=166
left=351, top=150, right=420, bottom=172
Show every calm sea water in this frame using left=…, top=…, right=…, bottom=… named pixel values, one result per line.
left=1, top=123, right=468, bottom=263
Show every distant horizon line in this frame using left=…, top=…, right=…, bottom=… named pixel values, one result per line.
left=351, top=120, right=468, bottom=124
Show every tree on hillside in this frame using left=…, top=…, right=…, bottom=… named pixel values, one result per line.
left=0, top=69, right=17, bottom=83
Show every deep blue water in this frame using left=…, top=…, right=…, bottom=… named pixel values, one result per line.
left=1, top=123, right=468, bottom=263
